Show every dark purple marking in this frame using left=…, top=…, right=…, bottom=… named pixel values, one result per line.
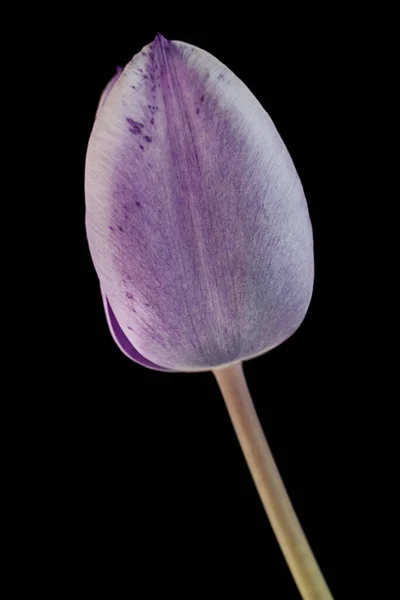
left=131, top=85, right=136, bottom=89
left=138, top=68, right=143, bottom=72
left=149, top=52, right=154, bottom=60
left=150, top=117, right=155, bottom=125
left=201, top=94, right=204, bottom=102
left=196, top=107, right=200, bottom=114
left=144, top=135, right=152, bottom=143
left=126, top=118, right=143, bottom=134
left=118, top=226, right=124, bottom=232
left=139, top=144, right=144, bottom=150
left=142, top=52, right=147, bottom=56
left=109, top=226, right=114, bottom=231
left=136, top=201, right=141, bottom=207
left=126, top=292, right=133, bottom=299
left=143, top=74, right=148, bottom=79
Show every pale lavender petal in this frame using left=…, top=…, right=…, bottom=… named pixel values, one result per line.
left=85, top=34, right=314, bottom=371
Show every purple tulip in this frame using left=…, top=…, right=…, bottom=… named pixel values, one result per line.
left=84, top=36, right=335, bottom=599
left=85, top=33, right=314, bottom=373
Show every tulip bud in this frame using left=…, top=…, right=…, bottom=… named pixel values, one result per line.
left=85, top=34, right=313, bottom=372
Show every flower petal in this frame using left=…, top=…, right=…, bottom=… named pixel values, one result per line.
left=101, top=290, right=172, bottom=371
left=85, top=34, right=314, bottom=371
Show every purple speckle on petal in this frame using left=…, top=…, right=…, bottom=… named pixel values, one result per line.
left=150, top=117, right=155, bottom=125
left=201, top=94, right=204, bottom=102
left=136, top=201, right=141, bottom=207
left=126, top=118, right=143, bottom=134
left=196, top=107, right=200, bottom=114
left=118, top=226, right=124, bottom=232
left=126, top=292, right=133, bottom=299
left=144, top=135, right=152, bottom=143
left=109, top=226, right=114, bottom=231
left=139, top=144, right=144, bottom=150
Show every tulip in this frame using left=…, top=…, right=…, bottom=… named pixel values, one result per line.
left=85, top=34, right=333, bottom=599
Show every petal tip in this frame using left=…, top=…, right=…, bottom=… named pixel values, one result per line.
left=154, top=32, right=171, bottom=46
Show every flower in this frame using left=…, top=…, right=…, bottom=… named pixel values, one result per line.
left=85, top=34, right=314, bottom=372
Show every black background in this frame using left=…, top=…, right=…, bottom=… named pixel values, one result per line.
left=16, top=9, right=388, bottom=599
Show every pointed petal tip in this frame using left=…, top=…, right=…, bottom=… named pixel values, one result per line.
left=154, top=32, right=170, bottom=46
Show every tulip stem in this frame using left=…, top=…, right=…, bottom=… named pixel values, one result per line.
left=213, top=361, right=334, bottom=600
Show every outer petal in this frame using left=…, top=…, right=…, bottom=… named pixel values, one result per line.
left=94, top=67, right=173, bottom=372
left=85, top=34, right=314, bottom=372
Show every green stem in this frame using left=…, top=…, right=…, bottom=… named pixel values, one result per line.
left=213, top=361, right=333, bottom=600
